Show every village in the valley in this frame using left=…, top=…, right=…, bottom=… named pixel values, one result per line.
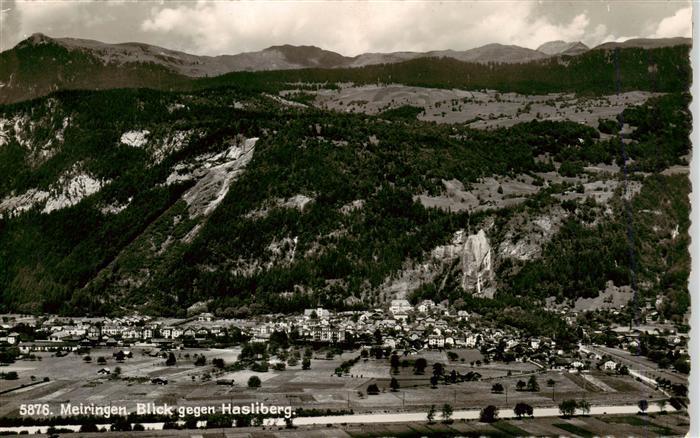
left=0, top=296, right=690, bottom=435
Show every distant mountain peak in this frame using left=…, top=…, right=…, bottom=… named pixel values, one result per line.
left=19, top=32, right=55, bottom=47
left=537, top=40, right=589, bottom=55
left=593, top=37, right=692, bottom=50
left=262, top=44, right=350, bottom=67
left=29, top=32, right=51, bottom=41
left=266, top=44, right=324, bottom=51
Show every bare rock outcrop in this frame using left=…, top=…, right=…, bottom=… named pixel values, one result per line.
left=175, top=137, right=258, bottom=218
left=384, top=228, right=496, bottom=300
left=460, top=229, right=495, bottom=298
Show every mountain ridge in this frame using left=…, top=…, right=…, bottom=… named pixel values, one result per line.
left=536, top=40, right=589, bottom=56
left=8, top=33, right=692, bottom=76
left=11, top=33, right=691, bottom=68
left=0, top=34, right=691, bottom=105
left=594, top=37, right=692, bottom=50
left=11, top=33, right=557, bottom=74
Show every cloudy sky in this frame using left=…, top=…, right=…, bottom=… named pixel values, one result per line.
left=0, top=1, right=693, bottom=55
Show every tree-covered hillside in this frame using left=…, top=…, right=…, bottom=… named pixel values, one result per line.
left=199, top=45, right=690, bottom=95
left=0, top=39, right=189, bottom=105
left=0, top=40, right=691, bottom=336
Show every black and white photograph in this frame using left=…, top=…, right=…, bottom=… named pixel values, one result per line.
left=0, top=1, right=695, bottom=436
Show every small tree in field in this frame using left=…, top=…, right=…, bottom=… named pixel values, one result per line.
left=165, top=352, right=176, bottom=366
left=441, top=404, right=453, bottom=423
left=248, top=376, right=261, bottom=388
left=578, top=400, right=591, bottom=416
left=638, top=399, right=649, bottom=415
left=527, top=375, right=539, bottom=392
left=390, top=353, right=400, bottom=374
left=559, top=399, right=577, bottom=417
left=480, top=405, right=498, bottom=423
left=414, top=358, right=428, bottom=374
left=390, top=377, right=400, bottom=392
left=80, top=423, right=99, bottom=433
left=427, top=405, right=436, bottom=424
left=656, top=399, right=667, bottom=413
left=491, top=383, right=504, bottom=393
left=514, top=402, right=533, bottom=418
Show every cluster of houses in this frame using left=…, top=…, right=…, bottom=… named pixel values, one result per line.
left=248, top=300, right=476, bottom=349
left=0, top=298, right=688, bottom=375
left=0, top=313, right=221, bottom=353
left=547, top=295, right=687, bottom=328
left=0, top=301, right=478, bottom=354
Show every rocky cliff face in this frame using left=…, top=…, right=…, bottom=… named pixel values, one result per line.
left=498, top=207, right=568, bottom=262
left=179, top=137, right=258, bottom=218
left=84, top=136, right=259, bottom=298
left=385, top=228, right=496, bottom=300
left=0, top=164, right=107, bottom=218
left=460, top=229, right=495, bottom=298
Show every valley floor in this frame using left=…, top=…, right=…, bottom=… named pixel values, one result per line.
left=0, top=346, right=688, bottom=436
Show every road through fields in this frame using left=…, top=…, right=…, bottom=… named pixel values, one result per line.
left=281, top=403, right=674, bottom=426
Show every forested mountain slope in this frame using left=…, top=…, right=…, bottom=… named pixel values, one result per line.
left=0, top=38, right=691, bottom=338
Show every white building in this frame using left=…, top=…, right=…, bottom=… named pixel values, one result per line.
left=465, top=333, right=479, bottom=348
left=390, top=300, right=413, bottom=315
left=6, top=332, right=19, bottom=345
left=417, top=300, right=435, bottom=314
left=570, top=360, right=585, bottom=370
left=427, top=335, right=445, bottom=349
left=603, top=360, right=617, bottom=371
left=197, top=313, right=214, bottom=322
left=304, top=308, right=330, bottom=319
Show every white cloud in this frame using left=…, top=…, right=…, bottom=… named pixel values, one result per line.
left=653, top=6, right=692, bottom=38
left=3, top=1, right=693, bottom=55
left=3, top=0, right=139, bottom=50
left=139, top=2, right=598, bottom=56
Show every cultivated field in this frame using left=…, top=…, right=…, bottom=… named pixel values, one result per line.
left=306, top=85, right=659, bottom=129
left=0, top=346, right=667, bottom=421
